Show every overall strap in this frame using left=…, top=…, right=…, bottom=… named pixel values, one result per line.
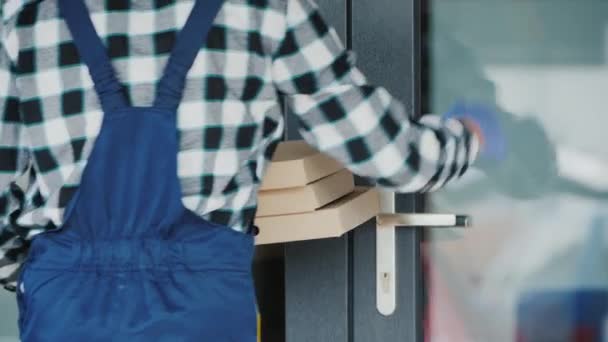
left=154, top=0, right=225, bottom=111
left=58, top=0, right=128, bottom=112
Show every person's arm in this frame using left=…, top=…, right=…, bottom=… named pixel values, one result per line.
left=0, top=35, right=32, bottom=291
left=271, top=0, right=480, bottom=192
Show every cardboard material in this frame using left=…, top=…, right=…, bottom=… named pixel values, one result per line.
left=256, top=169, right=355, bottom=217
left=254, top=187, right=379, bottom=245
left=260, top=140, right=343, bottom=190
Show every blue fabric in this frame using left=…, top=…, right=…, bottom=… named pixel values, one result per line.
left=58, top=0, right=128, bottom=112
left=16, top=1, right=258, bottom=341
left=154, top=0, right=226, bottom=110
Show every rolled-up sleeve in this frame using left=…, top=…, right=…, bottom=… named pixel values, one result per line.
left=271, top=0, right=479, bottom=193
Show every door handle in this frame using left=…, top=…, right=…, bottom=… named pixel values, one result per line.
left=376, top=213, right=471, bottom=228
left=375, top=191, right=471, bottom=316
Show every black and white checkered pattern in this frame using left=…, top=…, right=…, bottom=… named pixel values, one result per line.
left=0, top=0, right=478, bottom=290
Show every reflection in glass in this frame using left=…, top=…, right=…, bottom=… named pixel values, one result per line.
left=423, top=1, right=608, bottom=341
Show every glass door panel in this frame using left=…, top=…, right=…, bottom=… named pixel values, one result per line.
left=423, top=1, right=608, bottom=341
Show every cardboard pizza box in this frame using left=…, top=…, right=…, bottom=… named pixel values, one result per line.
left=260, top=140, right=343, bottom=190
left=254, top=187, right=379, bottom=245
left=256, top=169, right=355, bottom=217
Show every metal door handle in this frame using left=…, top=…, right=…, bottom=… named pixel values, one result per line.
left=376, top=213, right=470, bottom=228
left=375, top=191, right=471, bottom=316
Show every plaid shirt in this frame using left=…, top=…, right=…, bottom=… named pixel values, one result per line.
left=0, top=0, right=478, bottom=290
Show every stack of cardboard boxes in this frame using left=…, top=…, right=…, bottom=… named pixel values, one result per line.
left=254, top=140, right=379, bottom=245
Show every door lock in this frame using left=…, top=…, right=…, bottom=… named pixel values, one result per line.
left=375, top=190, right=471, bottom=316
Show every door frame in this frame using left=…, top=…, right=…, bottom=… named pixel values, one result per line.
left=283, top=0, right=425, bottom=340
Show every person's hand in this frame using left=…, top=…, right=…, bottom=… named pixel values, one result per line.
left=442, top=101, right=559, bottom=199
left=442, top=101, right=507, bottom=162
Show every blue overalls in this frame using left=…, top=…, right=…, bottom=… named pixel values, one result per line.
left=16, top=0, right=258, bottom=341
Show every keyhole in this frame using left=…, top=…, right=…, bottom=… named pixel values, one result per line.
left=381, top=272, right=391, bottom=293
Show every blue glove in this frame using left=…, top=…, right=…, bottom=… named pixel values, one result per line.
left=442, top=101, right=507, bottom=162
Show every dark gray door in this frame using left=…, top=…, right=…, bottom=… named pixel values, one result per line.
left=283, top=0, right=423, bottom=341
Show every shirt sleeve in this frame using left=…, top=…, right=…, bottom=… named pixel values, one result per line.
left=0, top=33, right=31, bottom=292
left=271, top=0, right=479, bottom=193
